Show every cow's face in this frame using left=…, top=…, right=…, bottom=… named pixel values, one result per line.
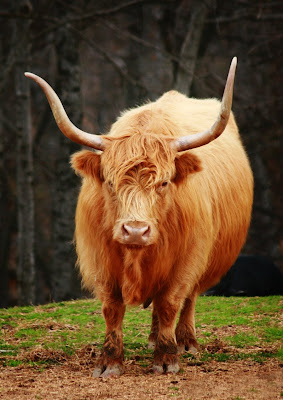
left=72, top=134, right=201, bottom=248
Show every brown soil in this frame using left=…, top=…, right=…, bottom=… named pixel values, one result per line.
left=0, top=352, right=282, bottom=400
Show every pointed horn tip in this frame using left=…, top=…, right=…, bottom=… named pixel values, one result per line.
left=231, top=57, right=237, bottom=69
left=25, top=72, right=40, bottom=82
left=25, top=72, right=43, bottom=82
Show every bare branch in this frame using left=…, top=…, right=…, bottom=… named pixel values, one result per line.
left=0, top=0, right=169, bottom=23
left=206, top=12, right=283, bottom=24
left=248, top=34, right=283, bottom=54
left=0, top=10, right=58, bottom=23
left=73, top=0, right=170, bottom=19
left=2, top=114, right=19, bottom=135
left=67, top=25, right=147, bottom=91
left=100, top=19, right=192, bottom=74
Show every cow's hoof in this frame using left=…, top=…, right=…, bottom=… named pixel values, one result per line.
left=177, top=338, right=199, bottom=355
left=92, top=363, right=124, bottom=378
left=167, top=362, right=180, bottom=374
left=153, top=361, right=180, bottom=375
left=148, top=340, right=155, bottom=350
left=177, top=343, right=198, bottom=355
left=153, top=340, right=180, bottom=374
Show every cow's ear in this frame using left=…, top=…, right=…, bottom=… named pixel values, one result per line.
left=71, top=150, right=103, bottom=182
left=173, top=152, right=202, bottom=185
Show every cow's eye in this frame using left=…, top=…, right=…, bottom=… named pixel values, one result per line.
left=107, top=181, right=114, bottom=190
left=157, top=181, right=169, bottom=193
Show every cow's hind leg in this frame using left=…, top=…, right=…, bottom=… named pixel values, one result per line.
left=175, top=291, right=199, bottom=354
left=93, top=297, right=125, bottom=378
left=152, top=297, right=181, bottom=374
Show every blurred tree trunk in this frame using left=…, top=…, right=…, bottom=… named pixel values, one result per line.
left=124, top=3, right=173, bottom=106
left=0, top=116, right=16, bottom=307
left=174, top=1, right=208, bottom=95
left=14, top=0, right=35, bottom=305
left=0, top=40, right=9, bottom=307
left=50, top=24, right=82, bottom=301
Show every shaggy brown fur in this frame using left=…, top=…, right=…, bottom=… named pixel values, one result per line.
left=71, top=91, right=253, bottom=376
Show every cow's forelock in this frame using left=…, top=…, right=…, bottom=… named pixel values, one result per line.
left=101, top=133, right=176, bottom=188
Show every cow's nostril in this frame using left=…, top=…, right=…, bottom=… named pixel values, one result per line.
left=122, top=224, right=130, bottom=237
left=142, top=225, right=150, bottom=237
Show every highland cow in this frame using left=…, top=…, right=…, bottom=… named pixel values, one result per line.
left=26, top=57, right=253, bottom=377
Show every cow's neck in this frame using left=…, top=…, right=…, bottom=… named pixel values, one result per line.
left=120, top=245, right=172, bottom=305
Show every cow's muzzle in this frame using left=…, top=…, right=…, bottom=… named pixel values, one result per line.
left=114, top=221, right=152, bottom=247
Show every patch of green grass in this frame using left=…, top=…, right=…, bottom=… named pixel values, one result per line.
left=0, top=296, right=282, bottom=368
left=2, top=359, right=23, bottom=367
left=198, top=350, right=280, bottom=364
left=225, top=333, right=259, bottom=348
left=195, top=296, right=282, bottom=327
left=195, top=296, right=282, bottom=360
left=0, top=299, right=103, bottom=362
left=262, top=326, right=283, bottom=342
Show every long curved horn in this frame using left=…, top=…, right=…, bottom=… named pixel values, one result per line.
left=25, top=72, right=106, bottom=151
left=171, top=57, right=237, bottom=152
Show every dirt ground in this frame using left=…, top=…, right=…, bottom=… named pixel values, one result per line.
left=0, top=354, right=282, bottom=400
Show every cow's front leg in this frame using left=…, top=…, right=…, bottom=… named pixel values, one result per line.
left=93, top=298, right=125, bottom=378
left=148, top=308, right=159, bottom=349
left=175, top=291, right=199, bottom=354
left=152, top=298, right=181, bottom=374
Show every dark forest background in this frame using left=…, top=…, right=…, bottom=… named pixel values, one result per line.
left=0, top=0, right=282, bottom=307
